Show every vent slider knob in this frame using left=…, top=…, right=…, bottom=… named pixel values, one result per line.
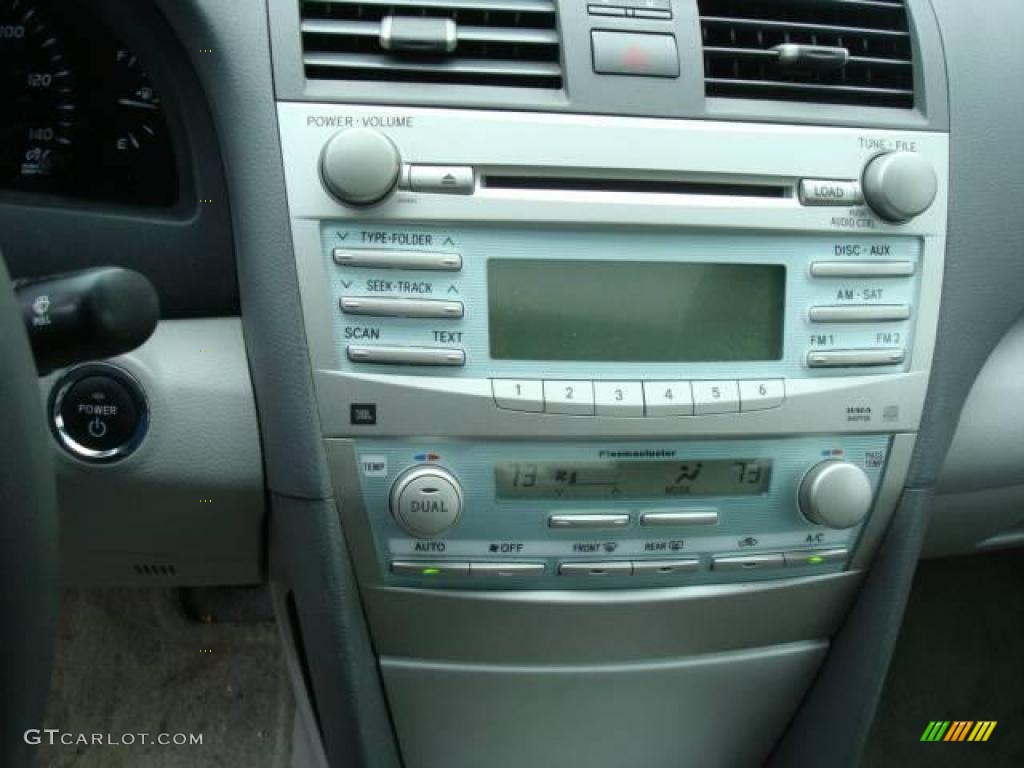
left=861, top=151, right=937, bottom=222
left=320, top=128, right=402, bottom=207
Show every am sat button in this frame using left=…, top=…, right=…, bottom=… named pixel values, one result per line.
left=591, top=31, right=679, bottom=78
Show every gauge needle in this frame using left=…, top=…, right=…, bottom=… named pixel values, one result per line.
left=117, top=98, right=160, bottom=110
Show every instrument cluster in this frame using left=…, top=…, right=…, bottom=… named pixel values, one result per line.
left=1, top=0, right=177, bottom=207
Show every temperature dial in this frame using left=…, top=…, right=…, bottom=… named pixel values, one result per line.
left=799, top=460, right=873, bottom=529
left=320, top=127, right=401, bottom=206
left=861, top=151, right=937, bottom=222
left=390, top=465, right=463, bottom=538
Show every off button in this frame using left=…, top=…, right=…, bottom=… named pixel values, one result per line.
left=52, top=365, right=148, bottom=461
left=390, top=466, right=464, bottom=538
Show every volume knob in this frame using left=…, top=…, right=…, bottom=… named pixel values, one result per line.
left=320, top=128, right=402, bottom=206
left=861, top=151, right=937, bottom=222
left=390, top=466, right=463, bottom=538
left=799, top=460, right=873, bottom=529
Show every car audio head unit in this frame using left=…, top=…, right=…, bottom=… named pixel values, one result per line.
left=278, top=103, right=947, bottom=589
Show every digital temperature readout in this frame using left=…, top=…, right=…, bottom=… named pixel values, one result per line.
left=494, top=459, right=773, bottom=500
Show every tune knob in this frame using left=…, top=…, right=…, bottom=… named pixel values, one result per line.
left=319, top=128, right=402, bottom=206
left=799, top=460, right=873, bottom=529
left=390, top=465, right=463, bottom=538
left=861, top=151, right=937, bottom=222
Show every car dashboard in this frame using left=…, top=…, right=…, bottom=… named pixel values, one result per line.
left=3, top=1, right=1024, bottom=767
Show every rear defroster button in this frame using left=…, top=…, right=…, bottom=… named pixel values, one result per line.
left=51, top=364, right=148, bottom=462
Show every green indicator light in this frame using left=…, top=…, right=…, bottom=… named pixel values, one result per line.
left=422, top=568, right=441, bottom=576
left=807, top=556, right=826, bottom=565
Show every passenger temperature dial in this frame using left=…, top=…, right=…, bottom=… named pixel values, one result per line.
left=798, top=460, right=873, bottom=529
left=390, top=465, right=463, bottom=538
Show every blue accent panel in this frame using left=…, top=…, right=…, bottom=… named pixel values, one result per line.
left=354, top=434, right=891, bottom=590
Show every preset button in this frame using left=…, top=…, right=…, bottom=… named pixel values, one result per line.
left=692, top=380, right=740, bottom=415
left=643, top=381, right=694, bottom=416
left=594, top=381, right=644, bottom=417
left=543, top=380, right=595, bottom=415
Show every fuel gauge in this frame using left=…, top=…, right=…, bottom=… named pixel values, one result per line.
left=112, top=47, right=161, bottom=154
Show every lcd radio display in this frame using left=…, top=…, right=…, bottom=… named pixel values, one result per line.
left=495, top=459, right=773, bottom=500
left=487, top=260, right=785, bottom=361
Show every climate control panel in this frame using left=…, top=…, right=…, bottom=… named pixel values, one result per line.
left=350, top=434, right=891, bottom=590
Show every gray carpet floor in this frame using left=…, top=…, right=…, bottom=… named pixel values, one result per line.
left=862, top=548, right=1024, bottom=767
left=37, top=588, right=294, bottom=768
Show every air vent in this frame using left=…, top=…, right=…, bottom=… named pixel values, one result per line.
left=697, top=0, right=914, bottom=108
left=300, top=0, right=562, bottom=89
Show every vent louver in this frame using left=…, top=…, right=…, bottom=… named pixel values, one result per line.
left=300, top=0, right=562, bottom=89
left=697, top=0, right=914, bottom=108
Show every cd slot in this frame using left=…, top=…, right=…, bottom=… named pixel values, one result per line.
left=481, top=174, right=789, bottom=199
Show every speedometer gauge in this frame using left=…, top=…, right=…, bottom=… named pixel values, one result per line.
left=0, top=0, right=76, bottom=188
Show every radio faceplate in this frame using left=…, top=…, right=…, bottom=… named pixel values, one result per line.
left=348, top=435, right=891, bottom=590
left=322, top=224, right=922, bottom=381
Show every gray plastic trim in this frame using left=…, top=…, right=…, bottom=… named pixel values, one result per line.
left=39, top=319, right=264, bottom=586
left=770, top=488, right=931, bottom=767
left=382, top=641, right=828, bottom=768
left=906, top=0, right=1024, bottom=488
left=269, top=0, right=948, bottom=130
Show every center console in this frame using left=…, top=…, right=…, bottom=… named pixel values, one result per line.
left=271, top=0, right=948, bottom=764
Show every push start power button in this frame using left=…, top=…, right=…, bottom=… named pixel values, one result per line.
left=51, top=364, right=148, bottom=462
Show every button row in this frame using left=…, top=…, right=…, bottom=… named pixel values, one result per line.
left=391, top=561, right=545, bottom=577
left=333, top=248, right=462, bottom=271
left=391, top=548, right=848, bottom=580
left=560, top=548, right=848, bottom=577
left=492, top=379, right=784, bottom=416
left=548, top=509, right=718, bottom=530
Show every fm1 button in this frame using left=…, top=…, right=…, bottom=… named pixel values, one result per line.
left=51, top=365, right=148, bottom=462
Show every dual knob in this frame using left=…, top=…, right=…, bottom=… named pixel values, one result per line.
left=388, top=460, right=873, bottom=539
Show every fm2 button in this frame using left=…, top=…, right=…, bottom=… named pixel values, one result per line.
left=51, top=365, right=148, bottom=462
